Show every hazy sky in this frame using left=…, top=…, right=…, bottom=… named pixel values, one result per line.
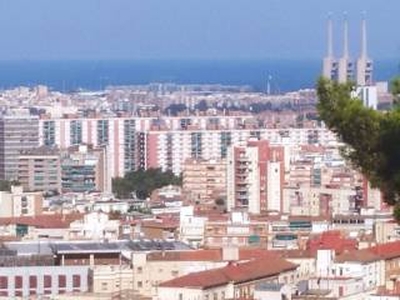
left=0, top=0, right=398, bottom=61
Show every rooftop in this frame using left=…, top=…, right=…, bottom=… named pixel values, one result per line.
left=335, top=249, right=381, bottom=264
left=0, top=214, right=83, bottom=229
left=159, top=258, right=297, bottom=289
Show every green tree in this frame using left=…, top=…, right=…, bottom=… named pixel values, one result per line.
left=317, top=77, right=400, bottom=221
left=112, top=168, right=182, bottom=199
left=0, top=180, right=18, bottom=192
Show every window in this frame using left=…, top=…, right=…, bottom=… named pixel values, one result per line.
left=72, top=275, right=81, bottom=288
left=171, top=270, right=179, bottom=277
left=44, top=275, right=52, bottom=289
left=29, top=276, right=37, bottom=288
left=0, top=277, right=7, bottom=289
left=58, top=275, right=66, bottom=288
left=137, top=281, right=143, bottom=288
left=15, top=276, right=23, bottom=289
left=213, top=292, right=218, bottom=300
left=137, top=267, right=143, bottom=274
left=101, top=282, right=108, bottom=291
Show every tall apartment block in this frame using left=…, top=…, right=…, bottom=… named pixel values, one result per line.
left=18, top=146, right=61, bottom=193
left=60, top=145, right=111, bottom=193
left=38, top=116, right=338, bottom=178
left=182, top=158, right=227, bottom=207
left=0, top=110, right=39, bottom=181
left=226, top=139, right=284, bottom=214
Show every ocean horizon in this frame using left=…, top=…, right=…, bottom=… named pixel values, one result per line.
left=0, top=59, right=398, bottom=93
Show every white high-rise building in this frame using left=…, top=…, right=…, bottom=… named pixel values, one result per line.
left=267, top=161, right=282, bottom=212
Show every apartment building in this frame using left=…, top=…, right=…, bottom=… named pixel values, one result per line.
left=0, top=110, right=39, bottom=180
left=17, top=146, right=61, bottom=193
left=0, top=266, right=90, bottom=298
left=60, top=145, right=111, bottom=193
left=0, top=185, right=43, bottom=218
left=226, top=139, right=284, bottom=214
left=38, top=115, right=338, bottom=178
left=155, top=258, right=298, bottom=300
left=182, top=158, right=226, bottom=207
left=204, top=211, right=268, bottom=248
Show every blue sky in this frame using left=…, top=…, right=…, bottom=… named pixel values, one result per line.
left=0, top=0, right=398, bottom=61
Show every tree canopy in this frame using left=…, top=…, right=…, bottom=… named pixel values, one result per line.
left=112, top=168, right=182, bottom=199
left=317, top=77, right=400, bottom=221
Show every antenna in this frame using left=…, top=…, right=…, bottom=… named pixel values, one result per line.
left=343, top=11, right=349, bottom=59
left=361, top=11, right=367, bottom=58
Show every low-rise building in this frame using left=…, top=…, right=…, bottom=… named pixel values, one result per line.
left=154, top=257, right=298, bottom=300
left=0, top=185, right=43, bottom=218
left=68, top=212, right=120, bottom=240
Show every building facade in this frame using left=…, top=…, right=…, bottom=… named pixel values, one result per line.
left=226, top=140, right=284, bottom=214
left=17, top=146, right=61, bottom=193
left=0, top=110, right=39, bottom=180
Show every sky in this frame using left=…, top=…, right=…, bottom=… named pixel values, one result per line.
left=0, top=0, right=398, bottom=61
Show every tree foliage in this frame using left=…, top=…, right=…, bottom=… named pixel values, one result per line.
left=112, top=168, right=182, bottom=199
left=317, top=77, right=400, bottom=221
left=0, top=180, right=18, bottom=192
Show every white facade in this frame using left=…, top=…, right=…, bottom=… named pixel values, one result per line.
left=68, top=212, right=120, bottom=240
left=226, top=145, right=261, bottom=214
left=267, top=161, right=282, bottom=212
left=356, top=86, right=378, bottom=110
left=39, top=115, right=339, bottom=179
left=179, top=206, right=207, bottom=248
left=154, top=285, right=233, bottom=300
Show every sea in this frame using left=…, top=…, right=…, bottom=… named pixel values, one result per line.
left=0, top=59, right=398, bottom=93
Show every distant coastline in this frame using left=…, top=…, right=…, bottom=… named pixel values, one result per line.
left=0, top=59, right=397, bottom=93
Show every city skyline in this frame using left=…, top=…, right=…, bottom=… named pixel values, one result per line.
left=0, top=0, right=398, bottom=61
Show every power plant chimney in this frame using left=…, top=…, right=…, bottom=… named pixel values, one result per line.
left=360, top=12, right=367, bottom=58
left=337, top=12, right=354, bottom=83
left=356, top=12, right=373, bottom=86
left=342, top=12, right=349, bottom=59
left=322, top=13, right=337, bottom=80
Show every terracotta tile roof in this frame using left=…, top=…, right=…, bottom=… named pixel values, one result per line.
left=159, top=258, right=297, bottom=289
left=335, top=249, right=381, bottom=264
left=141, top=220, right=178, bottom=230
left=271, top=249, right=315, bottom=259
left=147, top=248, right=314, bottom=262
left=0, top=214, right=83, bottom=229
left=148, top=249, right=222, bottom=261
left=370, top=240, right=400, bottom=260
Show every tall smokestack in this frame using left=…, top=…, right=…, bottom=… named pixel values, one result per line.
left=327, top=13, right=333, bottom=58
left=361, top=12, right=367, bottom=58
left=322, top=13, right=337, bottom=80
left=343, top=12, right=349, bottom=59
left=356, top=11, right=373, bottom=86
